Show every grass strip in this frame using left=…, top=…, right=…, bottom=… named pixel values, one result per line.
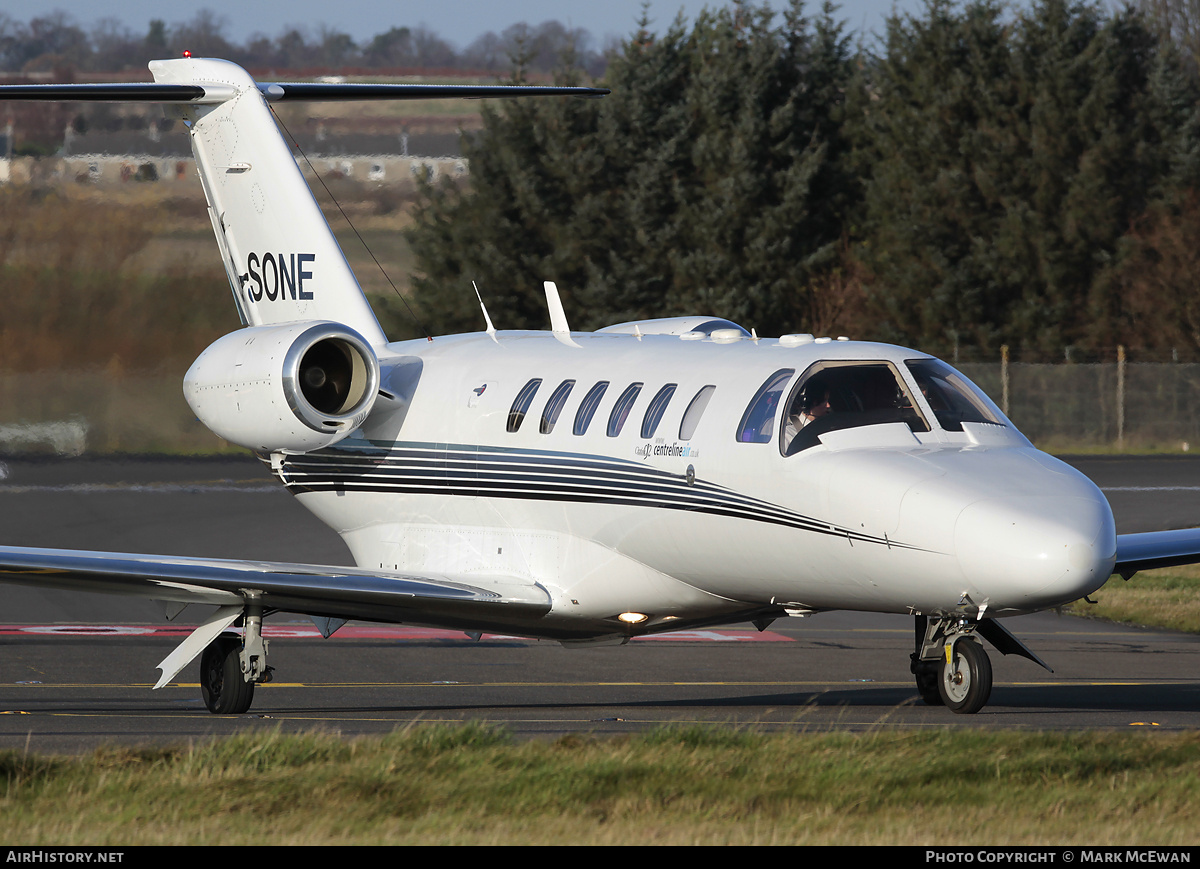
left=1070, top=566, right=1200, bottom=634
left=2, top=725, right=1199, bottom=845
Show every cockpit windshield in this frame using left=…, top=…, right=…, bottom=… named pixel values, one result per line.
left=781, top=361, right=930, bottom=455
left=905, top=358, right=1006, bottom=432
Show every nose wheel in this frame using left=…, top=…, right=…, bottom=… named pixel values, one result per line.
left=938, top=637, right=992, bottom=713
left=911, top=615, right=994, bottom=714
left=912, top=660, right=943, bottom=706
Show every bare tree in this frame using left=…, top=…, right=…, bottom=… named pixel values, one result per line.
left=1140, top=0, right=1200, bottom=74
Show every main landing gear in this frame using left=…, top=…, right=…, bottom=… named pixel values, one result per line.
left=910, top=614, right=993, bottom=714
left=199, top=605, right=273, bottom=714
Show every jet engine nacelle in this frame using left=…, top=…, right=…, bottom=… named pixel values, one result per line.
left=184, top=321, right=379, bottom=453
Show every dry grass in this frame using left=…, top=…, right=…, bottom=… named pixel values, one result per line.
left=2, top=725, right=1200, bottom=845
left=0, top=180, right=428, bottom=452
left=1069, top=565, right=1200, bottom=634
left=0, top=177, right=424, bottom=365
left=0, top=185, right=235, bottom=372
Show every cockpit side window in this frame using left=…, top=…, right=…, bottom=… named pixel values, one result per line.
left=607, top=382, right=643, bottom=437
left=507, top=378, right=542, bottom=433
left=641, top=384, right=677, bottom=439
left=906, top=358, right=1005, bottom=431
left=781, top=362, right=930, bottom=455
left=539, top=379, right=576, bottom=434
left=737, top=369, right=794, bottom=444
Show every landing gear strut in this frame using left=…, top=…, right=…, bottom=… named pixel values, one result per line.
left=199, top=596, right=273, bottom=715
left=910, top=614, right=993, bottom=714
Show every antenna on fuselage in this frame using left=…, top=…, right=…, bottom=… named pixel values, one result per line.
left=472, top=281, right=498, bottom=343
left=544, top=281, right=580, bottom=348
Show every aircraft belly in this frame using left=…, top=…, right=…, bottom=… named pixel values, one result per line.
left=294, top=490, right=750, bottom=626
left=290, top=486, right=964, bottom=619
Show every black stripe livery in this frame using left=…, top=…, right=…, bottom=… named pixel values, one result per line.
left=268, top=442, right=922, bottom=551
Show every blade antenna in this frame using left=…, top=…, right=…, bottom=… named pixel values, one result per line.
left=269, top=105, right=433, bottom=341
left=472, top=281, right=498, bottom=342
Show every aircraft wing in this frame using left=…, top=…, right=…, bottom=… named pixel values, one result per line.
left=0, top=544, right=552, bottom=628
left=1113, top=529, right=1200, bottom=578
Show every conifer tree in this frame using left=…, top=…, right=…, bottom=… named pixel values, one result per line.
left=405, top=1, right=857, bottom=337
left=853, top=0, right=1198, bottom=358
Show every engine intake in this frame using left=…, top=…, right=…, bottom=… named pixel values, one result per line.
left=185, top=321, right=379, bottom=453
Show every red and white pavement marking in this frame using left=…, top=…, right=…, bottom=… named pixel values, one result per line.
left=0, top=624, right=793, bottom=642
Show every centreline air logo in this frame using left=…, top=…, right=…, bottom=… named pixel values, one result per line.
left=635, top=437, right=699, bottom=461
left=242, top=252, right=316, bottom=301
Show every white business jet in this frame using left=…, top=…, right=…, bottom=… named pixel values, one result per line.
left=2, top=58, right=1197, bottom=715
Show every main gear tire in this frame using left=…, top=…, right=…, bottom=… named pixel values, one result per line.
left=200, top=634, right=255, bottom=714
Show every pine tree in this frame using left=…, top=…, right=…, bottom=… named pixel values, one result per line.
left=405, top=1, right=857, bottom=337
left=853, top=0, right=1199, bottom=359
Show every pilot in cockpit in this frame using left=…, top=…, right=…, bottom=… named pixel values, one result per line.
left=783, top=379, right=834, bottom=447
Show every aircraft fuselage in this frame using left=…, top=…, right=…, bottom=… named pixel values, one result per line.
left=272, top=329, right=1117, bottom=641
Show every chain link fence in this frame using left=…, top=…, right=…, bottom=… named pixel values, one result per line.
left=960, top=361, right=1200, bottom=452
left=2, top=362, right=1199, bottom=455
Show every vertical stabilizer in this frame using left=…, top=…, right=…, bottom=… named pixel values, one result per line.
left=150, top=58, right=387, bottom=344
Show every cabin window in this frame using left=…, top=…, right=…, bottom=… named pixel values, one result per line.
left=573, top=381, right=609, bottom=435
left=737, top=369, right=794, bottom=444
left=781, top=361, right=930, bottom=455
left=906, top=359, right=1005, bottom=432
left=607, top=382, right=643, bottom=437
left=679, top=385, right=716, bottom=440
left=540, top=379, right=576, bottom=434
left=640, top=384, right=677, bottom=439
left=507, top=378, right=542, bottom=433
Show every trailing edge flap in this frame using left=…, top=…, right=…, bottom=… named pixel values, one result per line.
left=0, top=545, right=552, bottom=624
left=1113, top=528, right=1200, bottom=579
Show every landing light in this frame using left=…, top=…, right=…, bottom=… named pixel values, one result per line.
left=618, top=612, right=649, bottom=624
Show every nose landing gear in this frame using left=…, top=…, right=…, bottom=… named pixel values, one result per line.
left=910, top=614, right=993, bottom=714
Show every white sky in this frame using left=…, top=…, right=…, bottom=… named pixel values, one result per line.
left=0, top=1, right=929, bottom=50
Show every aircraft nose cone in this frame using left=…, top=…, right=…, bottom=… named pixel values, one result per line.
left=954, top=494, right=1116, bottom=610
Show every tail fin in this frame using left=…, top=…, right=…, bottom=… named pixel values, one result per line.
left=0, top=60, right=608, bottom=346
left=151, top=58, right=385, bottom=343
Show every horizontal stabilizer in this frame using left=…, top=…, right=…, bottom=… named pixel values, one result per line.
left=0, top=78, right=608, bottom=105
left=257, top=82, right=610, bottom=101
left=0, top=83, right=225, bottom=102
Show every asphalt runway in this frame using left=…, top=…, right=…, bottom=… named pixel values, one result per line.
left=1, top=454, right=1198, bottom=751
